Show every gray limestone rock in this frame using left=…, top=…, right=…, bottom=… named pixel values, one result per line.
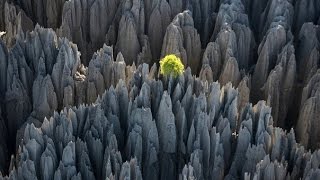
left=296, top=70, right=320, bottom=150
left=51, top=38, right=80, bottom=108
left=212, top=0, right=255, bottom=70
left=219, top=57, right=241, bottom=87
left=3, top=2, right=33, bottom=48
left=59, top=0, right=120, bottom=65
left=237, top=76, right=250, bottom=117
left=251, top=24, right=289, bottom=102
left=199, top=63, right=214, bottom=83
left=258, top=0, right=294, bottom=39
left=17, top=0, right=66, bottom=28
left=294, top=0, right=320, bottom=33
left=119, top=158, right=142, bottom=180
left=1, top=1, right=320, bottom=179
left=0, top=107, right=8, bottom=173
left=202, top=42, right=221, bottom=81
left=157, top=91, right=176, bottom=153
left=296, top=23, right=320, bottom=86
left=0, top=0, right=5, bottom=31
left=0, top=39, right=7, bottom=102
left=31, top=74, right=58, bottom=121
left=262, top=44, right=296, bottom=128
left=227, top=120, right=251, bottom=179
left=5, top=43, right=33, bottom=143
left=148, top=0, right=171, bottom=60
left=161, top=10, right=201, bottom=74
left=252, top=155, right=287, bottom=180
left=116, top=11, right=141, bottom=65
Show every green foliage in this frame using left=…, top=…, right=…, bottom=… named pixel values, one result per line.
left=160, top=54, right=185, bottom=77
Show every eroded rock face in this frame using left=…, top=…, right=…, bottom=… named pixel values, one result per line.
left=0, top=107, right=8, bottom=174
left=12, top=0, right=66, bottom=28
left=0, top=0, right=320, bottom=179
left=161, top=10, right=201, bottom=74
left=294, top=0, right=320, bottom=34
left=59, top=0, right=120, bottom=65
left=2, top=2, right=33, bottom=47
left=147, top=0, right=171, bottom=60
left=296, top=70, right=320, bottom=150
left=1, top=57, right=319, bottom=180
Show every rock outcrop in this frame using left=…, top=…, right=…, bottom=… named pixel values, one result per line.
left=296, top=70, right=320, bottom=150
left=59, top=0, right=120, bottom=65
left=0, top=0, right=320, bottom=179
left=2, top=2, right=33, bottom=47
left=161, top=10, right=201, bottom=74
left=12, top=0, right=66, bottom=28
left=1, top=58, right=319, bottom=179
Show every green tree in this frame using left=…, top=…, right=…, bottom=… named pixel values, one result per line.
left=160, top=54, right=184, bottom=77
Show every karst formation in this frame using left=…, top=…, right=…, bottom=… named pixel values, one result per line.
left=0, top=0, right=320, bottom=179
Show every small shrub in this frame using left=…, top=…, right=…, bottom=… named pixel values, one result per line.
left=160, top=54, right=184, bottom=77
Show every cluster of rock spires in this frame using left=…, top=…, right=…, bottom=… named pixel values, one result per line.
left=0, top=0, right=320, bottom=179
